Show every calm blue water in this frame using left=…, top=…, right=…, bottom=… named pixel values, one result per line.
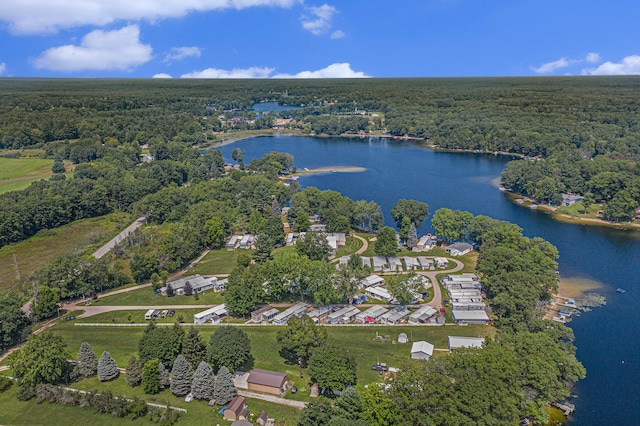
left=218, top=136, right=640, bottom=425
left=250, top=101, right=301, bottom=117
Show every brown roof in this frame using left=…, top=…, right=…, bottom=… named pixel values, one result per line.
left=227, top=395, right=246, bottom=413
left=247, top=369, right=287, bottom=388
left=252, top=305, right=275, bottom=315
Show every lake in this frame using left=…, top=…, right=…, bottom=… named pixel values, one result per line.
left=217, top=135, right=640, bottom=424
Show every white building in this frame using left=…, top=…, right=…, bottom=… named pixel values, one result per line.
left=194, top=304, right=228, bottom=325
left=448, top=336, right=485, bottom=352
left=411, top=341, right=434, bottom=360
left=361, top=274, right=385, bottom=288
left=366, top=286, right=393, bottom=302
left=272, top=302, right=308, bottom=325
left=445, top=242, right=473, bottom=256
left=355, top=305, right=389, bottom=323
left=327, top=306, right=360, bottom=324
left=409, top=306, right=438, bottom=324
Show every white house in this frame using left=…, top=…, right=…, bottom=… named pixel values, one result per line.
left=366, top=286, right=393, bottom=302
left=272, top=302, right=308, bottom=325
left=445, top=242, right=473, bottom=256
left=413, top=234, right=437, bottom=252
left=361, top=274, right=385, bottom=288
left=434, top=257, right=449, bottom=268
left=194, top=304, right=228, bottom=324
left=451, top=310, right=490, bottom=325
left=411, top=341, right=434, bottom=360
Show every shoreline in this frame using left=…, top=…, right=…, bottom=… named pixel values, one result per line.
left=293, top=166, right=367, bottom=175
left=502, top=189, right=640, bottom=231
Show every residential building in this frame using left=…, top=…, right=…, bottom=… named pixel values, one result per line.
left=360, top=274, right=384, bottom=288
left=355, top=305, right=389, bottom=323
left=247, top=369, right=288, bottom=395
left=409, top=306, right=438, bottom=323
left=272, top=302, right=308, bottom=325
left=193, top=304, right=228, bottom=325
left=251, top=305, right=279, bottom=323
left=365, top=286, right=393, bottom=302
left=411, top=341, right=435, bottom=360
left=445, top=242, right=473, bottom=256
left=327, top=305, right=360, bottom=324
left=448, top=336, right=485, bottom=352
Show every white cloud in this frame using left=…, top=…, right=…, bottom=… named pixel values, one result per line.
left=531, top=58, right=570, bottom=74
left=583, top=55, right=640, bottom=75
left=0, top=63, right=6, bottom=76
left=153, top=73, right=173, bottom=78
left=0, top=0, right=302, bottom=34
left=33, top=25, right=152, bottom=72
left=164, top=47, right=201, bottom=63
left=330, top=30, right=345, bottom=39
left=302, top=4, right=337, bottom=35
left=181, top=66, right=275, bottom=78
left=585, top=52, right=601, bottom=63
left=273, top=63, right=369, bottom=78
left=179, top=63, right=368, bottom=78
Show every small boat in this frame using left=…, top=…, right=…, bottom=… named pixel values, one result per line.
left=616, top=288, right=626, bottom=294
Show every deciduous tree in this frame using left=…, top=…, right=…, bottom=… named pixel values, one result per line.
left=207, top=326, right=251, bottom=373
left=308, top=344, right=357, bottom=392
left=391, top=199, right=429, bottom=228
left=277, top=314, right=327, bottom=370
left=9, top=332, right=68, bottom=385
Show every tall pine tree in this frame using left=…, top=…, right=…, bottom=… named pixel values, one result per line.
left=191, top=361, right=215, bottom=400
left=182, top=327, right=207, bottom=368
left=158, top=362, right=170, bottom=389
left=77, top=342, right=98, bottom=378
left=212, top=366, right=236, bottom=405
left=125, top=356, right=143, bottom=387
left=170, top=355, right=193, bottom=396
left=97, top=351, right=119, bottom=382
left=142, top=359, right=160, bottom=395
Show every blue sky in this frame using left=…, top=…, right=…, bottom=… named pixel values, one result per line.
left=0, top=0, right=639, bottom=78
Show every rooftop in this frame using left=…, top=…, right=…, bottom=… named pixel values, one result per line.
left=247, top=369, right=288, bottom=388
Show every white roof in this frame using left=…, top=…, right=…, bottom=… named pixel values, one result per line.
left=194, top=304, right=227, bottom=320
left=452, top=310, right=490, bottom=321
left=409, top=305, right=437, bottom=320
left=448, top=336, right=485, bottom=350
left=355, top=305, right=389, bottom=320
left=366, top=286, right=392, bottom=300
left=411, top=341, right=434, bottom=356
left=362, top=274, right=384, bottom=287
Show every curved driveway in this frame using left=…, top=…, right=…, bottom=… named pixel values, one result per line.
left=417, top=258, right=464, bottom=308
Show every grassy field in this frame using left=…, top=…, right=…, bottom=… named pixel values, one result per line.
left=0, top=156, right=75, bottom=194
left=93, top=286, right=225, bottom=307
left=188, top=248, right=253, bottom=275
left=335, top=235, right=364, bottom=257
left=0, top=212, right=132, bottom=292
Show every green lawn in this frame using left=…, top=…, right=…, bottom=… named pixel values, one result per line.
left=188, top=248, right=252, bottom=275
left=0, top=212, right=132, bottom=292
left=93, top=286, right=225, bottom=307
left=354, top=233, right=377, bottom=257
left=335, top=236, right=364, bottom=257
left=0, top=156, right=74, bottom=194
left=555, top=202, right=602, bottom=218
left=0, top=375, right=301, bottom=426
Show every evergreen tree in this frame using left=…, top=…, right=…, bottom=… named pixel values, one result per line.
left=138, top=322, right=182, bottom=365
left=191, top=361, right=215, bottom=400
left=170, top=355, right=193, bottom=396
left=97, top=351, right=119, bottom=382
left=77, top=341, right=98, bottom=378
left=158, top=362, right=171, bottom=389
left=182, top=327, right=207, bottom=368
left=207, top=326, right=252, bottom=373
left=51, top=158, right=65, bottom=174
left=125, top=356, right=143, bottom=387
left=212, top=366, right=236, bottom=405
left=334, top=387, right=363, bottom=420
left=407, top=223, right=418, bottom=249
left=142, top=359, right=160, bottom=394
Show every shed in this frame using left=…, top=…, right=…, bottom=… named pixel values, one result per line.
left=256, top=411, right=268, bottom=426
left=398, top=333, right=408, bottom=343
left=448, top=336, right=485, bottom=352
left=224, top=395, right=246, bottom=421
left=231, top=420, right=253, bottom=426
left=411, top=341, right=434, bottom=360
left=247, top=369, right=288, bottom=395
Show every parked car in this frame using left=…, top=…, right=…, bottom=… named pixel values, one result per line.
left=291, top=386, right=297, bottom=394
left=168, top=310, right=176, bottom=317
left=372, top=363, right=388, bottom=372
left=161, top=310, right=169, bottom=318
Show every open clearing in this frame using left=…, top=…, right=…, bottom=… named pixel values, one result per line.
left=0, top=156, right=74, bottom=194
left=0, top=212, right=132, bottom=292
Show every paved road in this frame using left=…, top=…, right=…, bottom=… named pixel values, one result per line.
left=417, top=258, right=464, bottom=309
left=93, top=216, right=146, bottom=259
left=353, top=233, right=369, bottom=254
left=237, top=390, right=306, bottom=409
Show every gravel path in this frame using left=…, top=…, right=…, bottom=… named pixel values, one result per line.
left=93, top=216, right=146, bottom=259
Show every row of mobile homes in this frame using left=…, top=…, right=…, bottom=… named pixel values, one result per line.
left=434, top=257, right=449, bottom=268
left=388, top=257, right=403, bottom=272
left=403, top=257, right=421, bottom=270
left=193, top=304, right=228, bottom=325
left=327, top=306, right=360, bottom=324
left=409, top=306, right=438, bottom=324
left=366, top=286, right=393, bottom=302
left=272, top=302, right=308, bottom=325
left=417, top=257, right=434, bottom=270
left=226, top=235, right=240, bottom=250
left=226, top=234, right=256, bottom=250
left=251, top=305, right=280, bottom=323
left=307, top=306, right=331, bottom=324
left=361, top=274, right=385, bottom=288
left=355, top=305, right=389, bottom=323
left=372, top=256, right=388, bottom=272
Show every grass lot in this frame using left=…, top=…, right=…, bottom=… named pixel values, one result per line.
left=188, top=248, right=253, bottom=275
left=0, top=156, right=74, bottom=194
left=335, top=236, right=364, bottom=257
left=0, top=212, right=132, bottom=292
left=93, top=286, right=225, bottom=307
left=355, top=233, right=377, bottom=257
left=554, top=202, right=601, bottom=218
left=0, top=374, right=301, bottom=426
left=272, top=245, right=297, bottom=260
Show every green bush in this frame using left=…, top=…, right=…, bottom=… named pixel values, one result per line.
left=0, top=376, right=13, bottom=393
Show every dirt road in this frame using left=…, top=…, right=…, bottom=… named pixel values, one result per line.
left=93, top=216, right=146, bottom=259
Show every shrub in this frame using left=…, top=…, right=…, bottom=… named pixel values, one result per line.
left=0, top=376, right=13, bottom=393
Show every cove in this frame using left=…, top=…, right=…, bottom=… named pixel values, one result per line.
left=217, top=135, right=640, bottom=425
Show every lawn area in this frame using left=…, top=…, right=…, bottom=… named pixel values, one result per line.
left=335, top=235, right=364, bottom=257
left=188, top=248, right=252, bottom=275
left=93, top=286, right=225, bottom=307
left=354, top=232, right=377, bottom=257
left=0, top=375, right=301, bottom=426
left=272, top=245, right=297, bottom=260
left=0, top=212, right=132, bottom=292
left=0, top=156, right=74, bottom=194
left=555, top=202, right=602, bottom=218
